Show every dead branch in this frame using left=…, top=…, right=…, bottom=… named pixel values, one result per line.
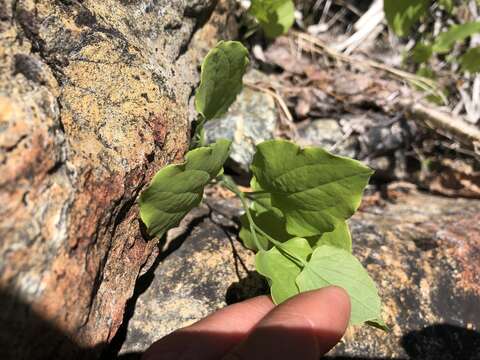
left=398, top=100, right=480, bottom=155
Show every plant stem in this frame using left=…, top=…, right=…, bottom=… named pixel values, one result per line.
left=246, top=190, right=269, bottom=197
left=191, top=115, right=207, bottom=149
left=219, top=175, right=307, bottom=268
left=219, top=175, right=266, bottom=252
left=251, top=221, right=306, bottom=268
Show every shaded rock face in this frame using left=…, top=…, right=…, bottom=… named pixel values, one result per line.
left=119, top=198, right=266, bottom=357
left=0, top=0, right=235, bottom=358
left=120, top=190, right=480, bottom=359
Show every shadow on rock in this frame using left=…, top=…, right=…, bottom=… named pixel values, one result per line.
left=225, top=271, right=269, bottom=305
left=3, top=285, right=477, bottom=360
left=0, top=289, right=105, bottom=359
left=105, top=211, right=211, bottom=359
left=123, top=327, right=347, bottom=359
left=326, top=323, right=480, bottom=360
left=116, top=353, right=143, bottom=360
left=116, top=324, right=479, bottom=359
left=401, top=324, right=480, bottom=360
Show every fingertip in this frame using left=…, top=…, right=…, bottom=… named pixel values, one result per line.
left=239, top=295, right=276, bottom=317
left=277, top=286, right=351, bottom=341
left=142, top=296, right=275, bottom=360
left=317, top=286, right=351, bottom=328
left=225, top=286, right=351, bottom=360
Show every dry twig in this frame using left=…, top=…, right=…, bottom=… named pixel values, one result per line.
left=398, top=100, right=480, bottom=156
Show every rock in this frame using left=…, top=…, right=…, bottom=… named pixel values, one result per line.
left=297, top=118, right=357, bottom=158
left=296, top=116, right=417, bottom=181
left=0, top=1, right=235, bottom=359
left=298, top=119, right=343, bottom=146
left=333, top=191, right=480, bottom=359
left=119, top=199, right=266, bottom=356
left=204, top=76, right=278, bottom=173
left=119, top=189, right=480, bottom=359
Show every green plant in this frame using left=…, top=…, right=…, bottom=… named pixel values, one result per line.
left=139, top=41, right=386, bottom=330
left=248, top=0, right=295, bottom=38
left=384, top=0, right=480, bottom=75
left=384, top=0, right=431, bottom=37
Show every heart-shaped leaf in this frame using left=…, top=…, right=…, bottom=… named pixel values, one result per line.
left=251, top=140, right=373, bottom=237
left=309, top=221, right=352, bottom=252
left=296, top=245, right=382, bottom=325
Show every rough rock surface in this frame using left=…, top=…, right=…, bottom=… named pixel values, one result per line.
left=118, top=198, right=260, bottom=356
left=297, top=118, right=355, bottom=157
left=204, top=71, right=278, bottom=173
left=0, top=1, right=235, bottom=359
left=119, top=189, right=480, bottom=359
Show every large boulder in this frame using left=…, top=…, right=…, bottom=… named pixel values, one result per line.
left=0, top=0, right=235, bottom=358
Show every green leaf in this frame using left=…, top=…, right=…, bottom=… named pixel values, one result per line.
left=459, top=47, right=480, bottom=73
left=249, top=177, right=278, bottom=215
left=195, top=41, right=249, bottom=120
left=256, top=237, right=312, bottom=304
left=251, top=140, right=373, bottom=237
left=411, top=42, right=433, bottom=64
left=366, top=319, right=390, bottom=332
left=139, top=140, right=231, bottom=237
left=432, top=22, right=480, bottom=54
left=308, top=221, right=352, bottom=252
left=239, top=209, right=290, bottom=251
left=240, top=203, right=352, bottom=252
left=416, top=65, right=436, bottom=79
left=384, top=0, right=430, bottom=37
left=239, top=177, right=288, bottom=251
left=249, top=0, right=295, bottom=39
left=296, top=245, right=382, bottom=325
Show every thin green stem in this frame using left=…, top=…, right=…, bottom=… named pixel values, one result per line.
left=247, top=190, right=269, bottom=197
left=191, top=115, right=207, bottom=149
left=243, top=199, right=265, bottom=252
left=220, top=175, right=265, bottom=252
left=219, top=175, right=307, bottom=268
left=251, top=221, right=306, bottom=268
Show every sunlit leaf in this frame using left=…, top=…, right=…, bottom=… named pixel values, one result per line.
left=139, top=140, right=231, bottom=237
left=256, top=237, right=312, bottom=304
left=251, top=140, right=373, bottom=237
left=296, top=245, right=382, bottom=325
left=249, top=0, right=295, bottom=38
left=308, top=221, right=352, bottom=252
left=195, top=41, right=249, bottom=120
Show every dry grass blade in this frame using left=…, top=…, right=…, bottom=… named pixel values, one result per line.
left=335, top=0, right=384, bottom=54
left=293, top=30, right=448, bottom=104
